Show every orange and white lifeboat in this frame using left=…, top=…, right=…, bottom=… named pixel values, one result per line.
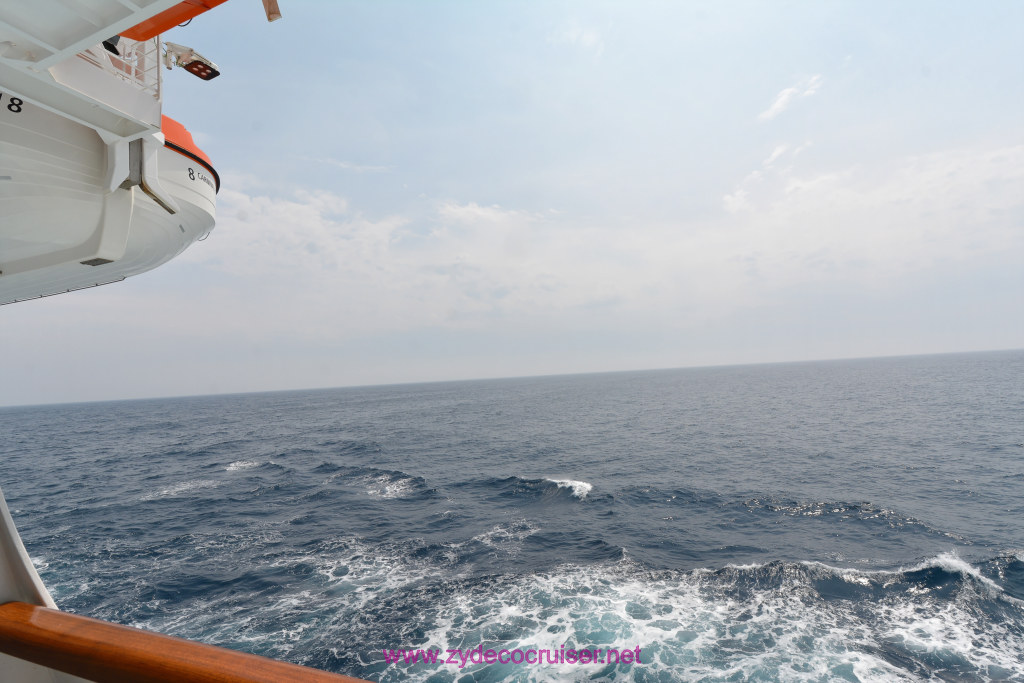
left=0, top=0, right=238, bottom=306
left=0, top=109, right=218, bottom=305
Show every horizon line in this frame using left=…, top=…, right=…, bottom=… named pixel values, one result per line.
left=2, top=346, right=1020, bottom=411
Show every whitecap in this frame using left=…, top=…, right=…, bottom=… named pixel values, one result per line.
left=905, top=551, right=1006, bottom=594
left=546, top=478, right=593, bottom=499
left=226, top=460, right=260, bottom=471
left=140, top=479, right=219, bottom=500
left=473, top=520, right=539, bottom=558
left=363, top=473, right=416, bottom=499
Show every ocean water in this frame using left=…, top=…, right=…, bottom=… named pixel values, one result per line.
left=2, top=351, right=1023, bottom=682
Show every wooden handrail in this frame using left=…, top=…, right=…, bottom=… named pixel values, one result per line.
left=0, top=601, right=370, bottom=683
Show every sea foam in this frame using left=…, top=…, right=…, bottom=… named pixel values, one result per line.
left=546, top=478, right=592, bottom=499
left=226, top=460, right=260, bottom=471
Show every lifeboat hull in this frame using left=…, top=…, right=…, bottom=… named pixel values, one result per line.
left=0, top=100, right=217, bottom=305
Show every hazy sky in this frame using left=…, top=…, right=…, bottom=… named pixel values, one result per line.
left=2, top=0, right=1022, bottom=406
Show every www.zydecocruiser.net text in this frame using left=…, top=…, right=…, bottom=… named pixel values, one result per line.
left=383, top=645, right=643, bottom=668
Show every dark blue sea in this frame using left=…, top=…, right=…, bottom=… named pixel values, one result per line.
left=2, top=351, right=1023, bottom=681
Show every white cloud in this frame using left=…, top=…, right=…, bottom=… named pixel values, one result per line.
left=722, top=144, right=792, bottom=212
left=549, top=23, right=605, bottom=58
left=172, top=141, right=1024, bottom=348
left=758, top=75, right=823, bottom=120
left=304, top=157, right=392, bottom=173
left=722, top=170, right=762, bottom=213
left=792, top=140, right=813, bottom=157
left=762, top=144, right=789, bottom=167
left=722, top=188, right=749, bottom=214
left=437, top=201, right=538, bottom=226
left=718, top=143, right=1024, bottom=288
left=804, top=74, right=823, bottom=96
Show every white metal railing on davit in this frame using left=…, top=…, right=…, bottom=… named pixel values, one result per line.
left=75, top=36, right=161, bottom=101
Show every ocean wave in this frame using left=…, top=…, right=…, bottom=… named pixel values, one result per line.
left=317, top=466, right=429, bottom=500
left=226, top=460, right=261, bottom=471
left=362, top=471, right=424, bottom=499
left=545, top=479, right=592, bottom=500
left=741, top=497, right=969, bottom=541
left=42, top=517, right=1024, bottom=683
left=473, top=520, right=540, bottom=555
left=329, top=440, right=385, bottom=457
left=744, top=497, right=897, bottom=520
left=619, top=485, right=724, bottom=507
left=396, top=555, right=1024, bottom=682
left=464, top=476, right=596, bottom=504
left=139, top=479, right=220, bottom=501
left=901, top=552, right=1008, bottom=595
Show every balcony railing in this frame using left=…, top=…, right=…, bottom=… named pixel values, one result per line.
left=0, top=601, right=370, bottom=683
left=75, top=36, right=161, bottom=101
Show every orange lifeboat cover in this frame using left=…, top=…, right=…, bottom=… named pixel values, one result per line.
left=161, top=115, right=212, bottom=167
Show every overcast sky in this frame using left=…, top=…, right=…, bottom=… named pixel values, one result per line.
left=2, top=0, right=1022, bottom=406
